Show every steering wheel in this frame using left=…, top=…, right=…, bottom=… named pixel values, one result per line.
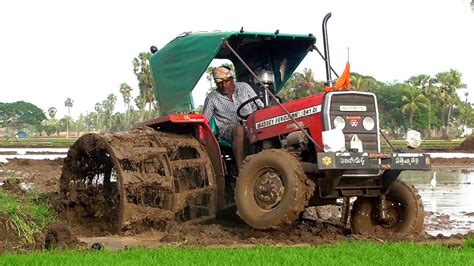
left=236, top=95, right=263, bottom=120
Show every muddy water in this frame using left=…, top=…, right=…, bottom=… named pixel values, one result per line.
left=400, top=167, right=474, bottom=236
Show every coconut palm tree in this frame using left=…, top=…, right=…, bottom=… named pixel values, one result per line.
left=47, top=107, right=57, bottom=119
left=407, top=74, right=434, bottom=133
left=64, top=98, right=73, bottom=138
left=401, top=87, right=428, bottom=129
left=102, top=94, right=117, bottom=131
left=119, top=83, right=132, bottom=128
left=435, top=69, right=466, bottom=138
left=94, top=102, right=102, bottom=131
left=133, top=52, right=156, bottom=114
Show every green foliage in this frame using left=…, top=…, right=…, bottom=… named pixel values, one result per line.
left=0, top=188, right=56, bottom=244
left=376, top=83, right=409, bottom=134
left=0, top=137, right=75, bottom=148
left=0, top=101, right=47, bottom=132
left=465, top=238, right=474, bottom=249
left=401, top=87, right=429, bottom=129
left=133, top=52, right=157, bottom=118
left=279, top=68, right=323, bottom=101
left=1, top=243, right=473, bottom=265
left=351, top=72, right=384, bottom=92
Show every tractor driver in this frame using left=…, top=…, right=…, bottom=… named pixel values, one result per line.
left=203, top=66, right=263, bottom=170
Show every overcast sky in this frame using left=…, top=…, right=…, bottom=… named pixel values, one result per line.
left=1, top=0, right=473, bottom=119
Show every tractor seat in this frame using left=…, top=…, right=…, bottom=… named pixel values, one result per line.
left=208, top=118, right=233, bottom=150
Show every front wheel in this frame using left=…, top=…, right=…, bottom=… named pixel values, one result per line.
left=235, top=149, right=315, bottom=229
left=350, top=180, right=424, bottom=235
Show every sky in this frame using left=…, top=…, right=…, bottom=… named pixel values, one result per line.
left=1, top=0, right=473, bottom=119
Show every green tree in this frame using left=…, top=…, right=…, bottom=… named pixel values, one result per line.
left=205, top=66, right=215, bottom=92
left=351, top=73, right=383, bottom=92
left=0, top=101, right=46, bottom=134
left=101, top=94, right=117, bottom=132
left=45, top=107, right=58, bottom=136
left=407, top=74, right=435, bottom=133
left=133, top=52, right=156, bottom=115
left=279, top=68, right=323, bottom=101
left=377, top=83, right=408, bottom=135
left=435, top=69, right=466, bottom=138
left=401, top=87, right=429, bottom=129
left=94, top=103, right=102, bottom=131
left=64, top=98, right=74, bottom=138
left=119, top=83, right=133, bottom=129
left=47, top=107, right=57, bottom=119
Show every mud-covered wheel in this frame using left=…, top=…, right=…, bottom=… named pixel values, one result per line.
left=235, top=149, right=314, bottom=229
left=350, top=180, right=424, bottom=235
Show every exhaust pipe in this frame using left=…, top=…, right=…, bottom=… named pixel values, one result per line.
left=322, top=12, right=333, bottom=87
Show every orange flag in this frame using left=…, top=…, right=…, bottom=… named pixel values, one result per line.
left=324, top=61, right=351, bottom=92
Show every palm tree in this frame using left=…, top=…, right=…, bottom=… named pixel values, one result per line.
left=205, top=66, right=214, bottom=92
left=351, top=73, right=381, bottom=92
left=47, top=107, right=57, bottom=119
left=435, top=69, right=466, bottom=138
left=401, top=87, right=428, bottom=129
left=94, top=102, right=102, bottom=131
left=119, top=83, right=133, bottom=129
left=102, top=94, right=117, bottom=131
left=133, top=52, right=156, bottom=114
left=64, top=98, right=74, bottom=138
left=407, top=74, right=434, bottom=133
left=47, top=107, right=58, bottom=136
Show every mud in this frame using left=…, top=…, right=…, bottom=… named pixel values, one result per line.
left=0, top=158, right=63, bottom=193
left=1, top=146, right=474, bottom=252
left=44, top=222, right=83, bottom=250
left=0, top=214, right=22, bottom=254
left=457, top=135, right=474, bottom=152
left=59, top=128, right=216, bottom=236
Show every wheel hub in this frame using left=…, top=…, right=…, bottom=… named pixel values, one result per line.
left=378, top=202, right=401, bottom=229
left=253, top=171, right=284, bottom=210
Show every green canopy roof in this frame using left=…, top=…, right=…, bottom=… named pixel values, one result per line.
left=149, top=31, right=316, bottom=115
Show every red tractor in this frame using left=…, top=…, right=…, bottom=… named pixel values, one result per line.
left=60, top=14, right=430, bottom=236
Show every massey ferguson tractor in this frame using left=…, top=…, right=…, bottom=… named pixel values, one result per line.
left=60, top=14, right=431, bottom=236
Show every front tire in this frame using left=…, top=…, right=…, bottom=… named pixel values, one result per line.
left=350, top=180, right=424, bottom=235
left=235, top=149, right=315, bottom=229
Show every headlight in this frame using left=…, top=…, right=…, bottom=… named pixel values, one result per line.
left=333, top=116, right=346, bottom=129
left=362, top=117, right=375, bottom=131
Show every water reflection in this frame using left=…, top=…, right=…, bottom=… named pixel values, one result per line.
left=400, top=168, right=474, bottom=236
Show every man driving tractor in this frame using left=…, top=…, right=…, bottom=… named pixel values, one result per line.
left=203, top=66, right=263, bottom=170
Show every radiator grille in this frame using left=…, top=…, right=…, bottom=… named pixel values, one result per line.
left=325, top=92, right=379, bottom=152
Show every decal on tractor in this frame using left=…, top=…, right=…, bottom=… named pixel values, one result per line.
left=256, top=105, right=321, bottom=130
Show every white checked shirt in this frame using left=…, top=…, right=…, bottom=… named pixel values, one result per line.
left=203, top=82, right=263, bottom=131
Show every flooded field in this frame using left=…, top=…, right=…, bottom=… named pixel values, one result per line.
left=1, top=149, right=473, bottom=237
left=401, top=167, right=474, bottom=236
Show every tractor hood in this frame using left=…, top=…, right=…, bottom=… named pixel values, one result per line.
left=150, top=31, right=316, bottom=115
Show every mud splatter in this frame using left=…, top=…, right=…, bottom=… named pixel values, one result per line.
left=59, top=127, right=216, bottom=235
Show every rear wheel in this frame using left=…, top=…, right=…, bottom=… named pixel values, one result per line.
left=350, top=180, right=424, bottom=235
left=235, top=149, right=315, bottom=229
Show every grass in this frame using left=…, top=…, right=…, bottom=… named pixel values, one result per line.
left=0, top=137, right=76, bottom=148
left=381, top=139, right=464, bottom=152
left=1, top=242, right=473, bottom=265
left=0, top=185, right=56, bottom=244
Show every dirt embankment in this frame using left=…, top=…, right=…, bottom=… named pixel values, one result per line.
left=456, top=135, right=474, bottom=152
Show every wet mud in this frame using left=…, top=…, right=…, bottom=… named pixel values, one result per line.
left=59, top=128, right=216, bottom=235
left=1, top=139, right=474, bottom=251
